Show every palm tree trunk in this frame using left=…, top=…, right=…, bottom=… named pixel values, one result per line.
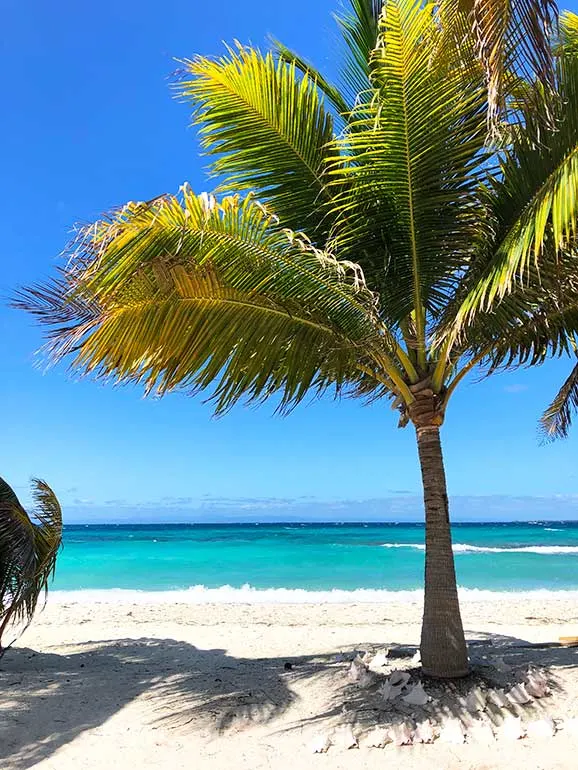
left=416, top=424, right=469, bottom=678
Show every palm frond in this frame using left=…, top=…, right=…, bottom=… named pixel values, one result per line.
left=560, top=9, right=578, bottom=53
left=335, top=0, right=383, bottom=108
left=440, top=0, right=557, bottom=127
left=472, top=293, right=578, bottom=369
left=176, top=46, right=335, bottom=240
left=327, top=0, right=487, bottom=346
left=541, top=360, right=578, bottom=440
left=17, top=188, right=407, bottom=414
left=445, top=15, right=578, bottom=338
left=0, top=478, right=62, bottom=647
left=30, top=479, right=64, bottom=583
left=273, top=40, right=350, bottom=119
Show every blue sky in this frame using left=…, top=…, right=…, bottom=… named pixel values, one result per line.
left=2, top=0, right=578, bottom=523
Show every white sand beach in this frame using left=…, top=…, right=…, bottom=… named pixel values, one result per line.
left=1, top=597, right=578, bottom=770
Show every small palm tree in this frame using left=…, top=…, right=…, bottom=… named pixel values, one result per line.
left=18, top=1, right=578, bottom=677
left=0, top=477, right=62, bottom=650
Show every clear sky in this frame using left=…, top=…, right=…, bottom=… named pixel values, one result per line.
left=2, top=0, right=577, bottom=522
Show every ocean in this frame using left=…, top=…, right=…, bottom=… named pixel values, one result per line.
left=51, top=521, right=578, bottom=602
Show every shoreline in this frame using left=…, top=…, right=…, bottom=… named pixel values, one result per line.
left=48, top=585, right=578, bottom=603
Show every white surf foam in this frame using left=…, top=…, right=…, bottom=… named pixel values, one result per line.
left=381, top=543, right=578, bottom=554
left=47, top=584, right=578, bottom=605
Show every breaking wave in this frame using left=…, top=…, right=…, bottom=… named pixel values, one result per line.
left=48, top=584, right=578, bottom=604
left=381, top=543, right=578, bottom=554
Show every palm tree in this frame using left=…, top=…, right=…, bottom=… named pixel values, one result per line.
left=17, top=0, right=578, bottom=678
left=0, top=477, right=62, bottom=650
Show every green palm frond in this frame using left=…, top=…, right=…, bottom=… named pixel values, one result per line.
left=30, top=480, right=64, bottom=581
left=176, top=46, right=335, bottom=239
left=440, top=0, right=557, bottom=126
left=0, top=478, right=62, bottom=648
left=17, top=188, right=409, bottom=414
left=327, top=0, right=487, bottom=347
left=560, top=9, right=578, bottom=54
left=445, top=13, right=578, bottom=339
left=335, top=0, right=383, bottom=107
left=273, top=40, right=351, bottom=120
left=541, top=360, right=578, bottom=440
left=473, top=294, right=578, bottom=369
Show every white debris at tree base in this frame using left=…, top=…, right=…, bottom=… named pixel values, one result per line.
left=467, top=720, right=495, bottom=744
left=358, top=727, right=391, bottom=748
left=368, top=650, right=390, bottom=671
left=378, top=679, right=405, bottom=701
left=309, top=732, right=332, bottom=753
left=464, top=686, right=487, bottom=712
left=332, top=725, right=358, bottom=750
left=526, top=718, right=556, bottom=739
left=487, top=688, right=509, bottom=708
left=413, top=719, right=436, bottom=743
left=402, top=682, right=430, bottom=706
left=347, top=656, right=367, bottom=683
left=526, top=669, right=550, bottom=698
left=506, top=683, right=533, bottom=705
left=389, top=670, right=411, bottom=687
left=389, top=721, right=413, bottom=746
left=439, top=719, right=466, bottom=744
left=499, top=716, right=526, bottom=740
left=324, top=648, right=564, bottom=754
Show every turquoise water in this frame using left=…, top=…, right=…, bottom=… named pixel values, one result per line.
left=52, top=522, right=578, bottom=599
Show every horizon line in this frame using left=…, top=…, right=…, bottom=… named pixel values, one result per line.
left=62, top=518, right=578, bottom=526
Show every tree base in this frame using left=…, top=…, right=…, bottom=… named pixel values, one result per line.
left=421, top=664, right=470, bottom=679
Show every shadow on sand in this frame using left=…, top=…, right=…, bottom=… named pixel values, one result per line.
left=0, top=638, right=296, bottom=769
left=0, top=633, right=576, bottom=768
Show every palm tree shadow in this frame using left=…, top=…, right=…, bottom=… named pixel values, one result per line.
left=279, top=634, right=578, bottom=739
left=1, top=633, right=576, bottom=768
left=0, top=638, right=297, bottom=770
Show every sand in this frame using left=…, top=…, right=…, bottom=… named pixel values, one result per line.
left=1, top=597, right=578, bottom=769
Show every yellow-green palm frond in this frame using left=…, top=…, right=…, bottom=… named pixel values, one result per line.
left=470, top=290, right=578, bottom=370
left=439, top=0, right=557, bottom=127
left=541, top=360, right=578, bottom=441
left=326, top=0, right=487, bottom=342
left=0, top=478, right=62, bottom=647
left=273, top=40, right=351, bottom=121
left=560, top=9, right=578, bottom=54
left=444, top=13, right=578, bottom=340
left=17, top=188, right=402, bottom=414
left=176, top=46, right=335, bottom=240
left=335, top=0, right=383, bottom=108
left=466, top=276, right=578, bottom=445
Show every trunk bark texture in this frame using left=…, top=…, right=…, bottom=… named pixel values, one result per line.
left=416, top=424, right=469, bottom=678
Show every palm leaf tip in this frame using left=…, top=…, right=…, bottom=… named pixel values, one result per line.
left=540, top=362, right=578, bottom=441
